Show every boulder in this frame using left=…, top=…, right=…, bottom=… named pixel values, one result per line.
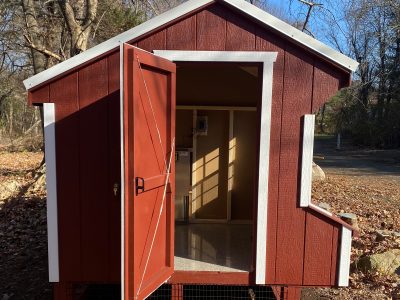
left=312, top=162, right=326, bottom=181
left=357, top=249, right=400, bottom=275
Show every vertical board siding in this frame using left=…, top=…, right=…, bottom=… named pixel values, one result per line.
left=166, top=16, right=196, bottom=50
left=312, top=60, right=342, bottom=113
left=29, top=84, right=49, bottom=104
left=196, top=6, right=227, bottom=50
left=107, top=53, right=122, bottom=281
left=303, top=212, right=334, bottom=285
left=275, top=45, right=314, bottom=284
left=330, top=225, right=340, bottom=285
left=51, top=72, right=82, bottom=281
left=78, top=58, right=110, bottom=281
left=108, top=51, right=120, bottom=94
left=256, top=27, right=286, bottom=285
left=138, top=30, right=167, bottom=52
left=225, top=9, right=256, bottom=50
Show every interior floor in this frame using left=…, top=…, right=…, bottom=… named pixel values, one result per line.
left=174, top=223, right=252, bottom=272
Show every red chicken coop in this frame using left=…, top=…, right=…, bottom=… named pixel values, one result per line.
left=24, top=0, right=358, bottom=299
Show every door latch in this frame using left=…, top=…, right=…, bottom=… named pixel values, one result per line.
left=135, top=177, right=145, bottom=194
left=113, top=183, right=119, bottom=197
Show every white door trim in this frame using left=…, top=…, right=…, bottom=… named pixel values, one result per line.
left=154, top=50, right=277, bottom=284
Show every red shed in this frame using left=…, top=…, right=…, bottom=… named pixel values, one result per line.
left=24, top=0, right=359, bottom=299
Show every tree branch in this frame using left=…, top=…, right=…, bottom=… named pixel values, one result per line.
left=23, top=34, right=63, bottom=61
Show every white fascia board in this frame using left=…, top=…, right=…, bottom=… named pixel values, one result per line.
left=23, top=0, right=214, bottom=90
left=338, top=226, right=352, bottom=286
left=224, top=0, right=359, bottom=72
left=43, top=103, right=59, bottom=282
left=155, top=50, right=276, bottom=284
left=300, top=114, right=315, bottom=207
left=24, top=0, right=358, bottom=91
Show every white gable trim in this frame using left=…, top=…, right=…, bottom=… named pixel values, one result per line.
left=155, top=50, right=277, bottom=284
left=24, top=0, right=358, bottom=91
left=226, top=0, right=358, bottom=71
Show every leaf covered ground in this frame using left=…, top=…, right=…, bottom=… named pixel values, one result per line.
left=0, top=151, right=399, bottom=299
left=0, top=151, right=52, bottom=300
left=306, top=173, right=400, bottom=300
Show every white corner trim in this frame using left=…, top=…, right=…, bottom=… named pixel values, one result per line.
left=300, top=114, right=315, bottom=207
left=154, top=50, right=276, bottom=284
left=23, top=0, right=358, bottom=91
left=120, top=43, right=126, bottom=300
left=43, top=103, right=59, bottom=283
left=338, top=226, right=352, bottom=286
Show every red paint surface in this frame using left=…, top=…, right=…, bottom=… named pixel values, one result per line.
left=123, top=45, right=176, bottom=300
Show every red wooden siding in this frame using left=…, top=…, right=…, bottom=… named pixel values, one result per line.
left=28, top=84, right=49, bottom=104
left=27, top=2, right=351, bottom=287
left=196, top=5, right=226, bottom=51
left=50, top=73, right=82, bottom=281
left=107, top=52, right=121, bottom=281
left=32, top=57, right=122, bottom=283
left=138, top=30, right=166, bottom=52
left=275, top=44, right=313, bottom=284
left=256, top=27, right=286, bottom=285
left=167, top=17, right=196, bottom=50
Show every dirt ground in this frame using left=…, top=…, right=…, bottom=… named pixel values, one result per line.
left=0, top=140, right=399, bottom=299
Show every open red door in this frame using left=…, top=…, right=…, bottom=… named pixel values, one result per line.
left=122, top=44, right=176, bottom=300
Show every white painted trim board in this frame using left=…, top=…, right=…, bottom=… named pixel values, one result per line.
left=300, top=114, right=315, bottom=207
left=43, top=103, right=59, bottom=283
left=338, top=226, right=352, bottom=286
left=155, top=50, right=277, bottom=284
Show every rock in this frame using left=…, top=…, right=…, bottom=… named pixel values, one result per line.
left=338, top=212, right=359, bottom=230
left=357, top=249, right=400, bottom=275
left=376, top=229, right=400, bottom=242
left=318, top=202, right=331, bottom=211
left=312, top=162, right=326, bottom=181
left=376, top=230, right=392, bottom=242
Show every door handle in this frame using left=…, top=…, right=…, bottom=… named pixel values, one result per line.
left=135, top=177, right=145, bottom=194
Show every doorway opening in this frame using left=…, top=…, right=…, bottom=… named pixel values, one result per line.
left=173, top=63, right=261, bottom=272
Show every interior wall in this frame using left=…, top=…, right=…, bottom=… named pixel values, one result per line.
left=176, top=110, right=193, bottom=149
left=192, top=110, right=229, bottom=219
left=230, top=111, right=257, bottom=220
left=177, top=64, right=259, bottom=107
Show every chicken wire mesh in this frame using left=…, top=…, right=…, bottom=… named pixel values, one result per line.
left=147, top=284, right=285, bottom=300
left=69, top=283, right=288, bottom=299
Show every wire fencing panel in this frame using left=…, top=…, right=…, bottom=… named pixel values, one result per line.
left=147, top=284, right=285, bottom=299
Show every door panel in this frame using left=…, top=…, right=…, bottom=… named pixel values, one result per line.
left=122, top=44, right=176, bottom=300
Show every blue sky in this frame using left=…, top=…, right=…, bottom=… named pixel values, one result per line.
left=261, top=0, right=350, bottom=55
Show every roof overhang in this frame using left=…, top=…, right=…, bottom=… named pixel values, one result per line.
left=23, top=0, right=359, bottom=91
